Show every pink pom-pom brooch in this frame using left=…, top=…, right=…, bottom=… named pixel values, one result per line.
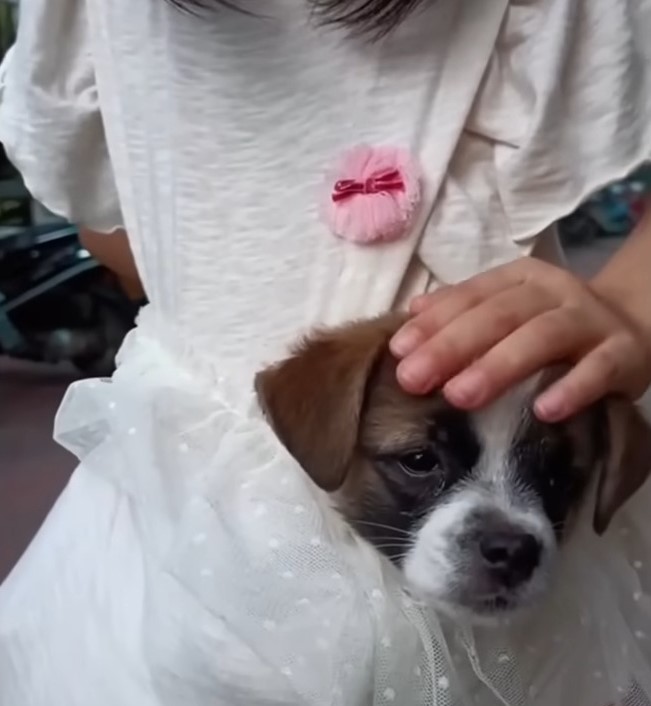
left=323, top=145, right=422, bottom=245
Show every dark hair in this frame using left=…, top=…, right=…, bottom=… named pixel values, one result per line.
left=166, top=0, right=427, bottom=38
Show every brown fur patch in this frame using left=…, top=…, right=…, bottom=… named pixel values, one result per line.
left=337, top=354, right=454, bottom=521
left=526, top=365, right=651, bottom=533
left=254, top=314, right=406, bottom=491
left=593, top=397, right=651, bottom=534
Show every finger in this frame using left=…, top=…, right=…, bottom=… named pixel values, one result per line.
left=396, top=284, right=556, bottom=393
left=442, top=306, right=599, bottom=409
left=407, top=257, right=556, bottom=315
left=409, top=285, right=451, bottom=314
left=408, top=266, right=522, bottom=314
left=392, top=269, right=530, bottom=358
left=534, top=335, right=641, bottom=421
left=394, top=258, right=572, bottom=358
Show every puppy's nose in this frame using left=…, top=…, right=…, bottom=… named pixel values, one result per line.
left=479, top=531, right=541, bottom=587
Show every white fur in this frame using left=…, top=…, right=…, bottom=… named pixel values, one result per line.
left=404, top=375, right=557, bottom=623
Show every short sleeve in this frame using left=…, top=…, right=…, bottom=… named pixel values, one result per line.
left=0, top=0, right=123, bottom=232
left=463, top=0, right=651, bottom=243
left=416, top=0, right=651, bottom=285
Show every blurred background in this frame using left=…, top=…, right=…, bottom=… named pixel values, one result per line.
left=0, top=0, right=649, bottom=582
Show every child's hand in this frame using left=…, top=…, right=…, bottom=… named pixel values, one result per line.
left=390, top=257, right=651, bottom=422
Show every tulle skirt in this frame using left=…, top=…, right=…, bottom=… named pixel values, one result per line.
left=2, top=309, right=651, bottom=706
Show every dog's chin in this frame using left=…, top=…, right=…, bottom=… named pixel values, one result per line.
left=411, top=590, right=538, bottom=627
left=407, top=590, right=522, bottom=627
left=405, top=574, right=551, bottom=627
left=450, top=595, right=536, bottom=626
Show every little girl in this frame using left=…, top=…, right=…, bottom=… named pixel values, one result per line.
left=1, top=0, right=651, bottom=704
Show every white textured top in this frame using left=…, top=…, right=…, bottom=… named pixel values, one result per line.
left=3, top=3, right=651, bottom=705
left=2, top=0, right=651, bottom=372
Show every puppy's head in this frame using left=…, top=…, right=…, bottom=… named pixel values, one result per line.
left=256, top=316, right=651, bottom=623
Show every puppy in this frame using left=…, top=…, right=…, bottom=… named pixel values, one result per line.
left=255, top=314, right=651, bottom=623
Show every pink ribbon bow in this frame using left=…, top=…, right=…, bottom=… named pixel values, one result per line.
left=331, top=168, right=405, bottom=203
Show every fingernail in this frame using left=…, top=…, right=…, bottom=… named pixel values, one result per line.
left=397, top=355, right=438, bottom=391
left=535, top=392, right=566, bottom=421
left=390, top=327, right=424, bottom=357
left=444, top=370, right=487, bottom=406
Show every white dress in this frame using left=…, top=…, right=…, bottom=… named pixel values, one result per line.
left=1, top=0, right=651, bottom=704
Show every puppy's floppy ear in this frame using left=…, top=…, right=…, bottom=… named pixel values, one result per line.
left=255, top=315, right=403, bottom=492
left=593, top=397, right=651, bottom=535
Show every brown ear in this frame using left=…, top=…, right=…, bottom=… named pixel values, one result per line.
left=255, top=315, right=402, bottom=491
left=593, top=397, right=651, bottom=534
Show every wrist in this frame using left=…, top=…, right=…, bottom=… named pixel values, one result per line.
left=591, top=272, right=651, bottom=342
left=590, top=198, right=651, bottom=341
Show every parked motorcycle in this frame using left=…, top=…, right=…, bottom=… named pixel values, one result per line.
left=0, top=222, right=140, bottom=377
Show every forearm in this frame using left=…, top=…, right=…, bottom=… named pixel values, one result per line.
left=592, top=196, right=651, bottom=339
left=78, top=227, right=145, bottom=300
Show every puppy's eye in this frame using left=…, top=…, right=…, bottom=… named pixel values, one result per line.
left=398, top=450, right=440, bottom=476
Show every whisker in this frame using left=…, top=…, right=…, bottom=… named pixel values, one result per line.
left=357, top=535, right=412, bottom=542
left=373, top=543, right=412, bottom=551
left=354, top=520, right=413, bottom=537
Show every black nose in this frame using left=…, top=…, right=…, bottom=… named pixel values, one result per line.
left=479, top=531, right=541, bottom=588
